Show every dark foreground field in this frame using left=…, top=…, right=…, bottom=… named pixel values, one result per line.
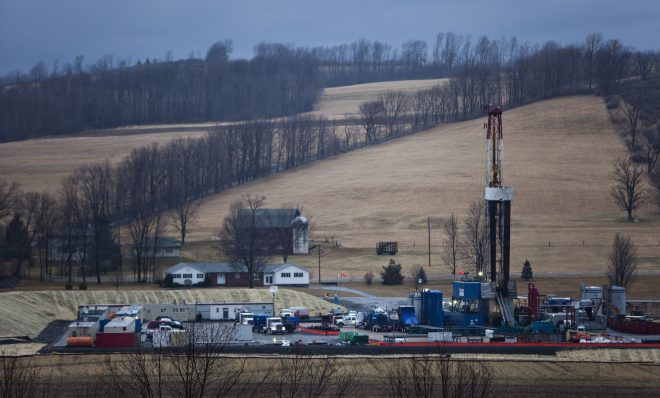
left=8, top=351, right=660, bottom=398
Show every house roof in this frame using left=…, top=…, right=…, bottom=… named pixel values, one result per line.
left=165, top=262, right=308, bottom=275
left=144, top=237, right=181, bottom=248
left=262, top=263, right=309, bottom=273
left=238, top=208, right=301, bottom=228
left=165, top=262, right=246, bottom=274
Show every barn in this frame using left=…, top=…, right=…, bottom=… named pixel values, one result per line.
left=239, top=208, right=309, bottom=255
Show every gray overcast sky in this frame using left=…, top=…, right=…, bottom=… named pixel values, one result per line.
left=1, top=0, right=659, bottom=74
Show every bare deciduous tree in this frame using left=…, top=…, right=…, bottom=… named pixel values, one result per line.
left=611, top=158, right=646, bottom=222
left=441, top=213, right=459, bottom=279
left=359, top=99, right=385, bottom=145
left=635, top=50, right=655, bottom=80
left=607, top=233, right=638, bottom=288
left=275, top=349, right=357, bottom=398
left=218, top=194, right=269, bottom=288
left=0, top=180, right=20, bottom=222
left=0, top=350, right=55, bottom=398
left=384, top=354, right=496, bottom=398
left=380, top=91, right=410, bottom=138
left=621, top=91, right=645, bottom=149
left=104, top=323, right=264, bottom=398
left=460, top=200, right=488, bottom=274
left=170, top=199, right=202, bottom=246
left=641, top=128, right=660, bottom=174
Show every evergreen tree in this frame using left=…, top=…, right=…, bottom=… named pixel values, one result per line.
left=521, top=258, right=533, bottom=280
left=412, top=265, right=427, bottom=289
left=4, top=214, right=29, bottom=276
left=380, top=259, right=405, bottom=285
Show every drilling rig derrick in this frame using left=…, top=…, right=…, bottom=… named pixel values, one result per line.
left=484, top=106, right=513, bottom=297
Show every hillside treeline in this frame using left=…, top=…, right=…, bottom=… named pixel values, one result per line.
left=0, top=42, right=322, bottom=142
left=1, top=33, right=658, bottom=141
left=312, top=33, right=658, bottom=92
left=0, top=81, right=458, bottom=283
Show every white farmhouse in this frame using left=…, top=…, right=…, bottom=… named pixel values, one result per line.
left=262, top=263, right=310, bottom=286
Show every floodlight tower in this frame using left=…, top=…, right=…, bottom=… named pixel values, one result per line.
left=484, top=106, right=513, bottom=296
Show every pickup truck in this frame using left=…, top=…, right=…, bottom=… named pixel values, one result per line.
left=336, top=315, right=358, bottom=328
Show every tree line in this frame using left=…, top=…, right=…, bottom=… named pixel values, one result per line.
left=0, top=41, right=322, bottom=142
left=1, top=32, right=658, bottom=283
left=1, top=33, right=658, bottom=142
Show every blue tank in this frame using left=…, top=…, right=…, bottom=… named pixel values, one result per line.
left=424, top=290, right=443, bottom=327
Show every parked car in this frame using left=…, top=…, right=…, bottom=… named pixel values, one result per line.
left=148, top=320, right=184, bottom=330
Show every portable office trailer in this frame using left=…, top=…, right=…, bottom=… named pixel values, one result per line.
left=203, top=302, right=274, bottom=320
left=142, top=304, right=197, bottom=322
left=209, top=304, right=249, bottom=320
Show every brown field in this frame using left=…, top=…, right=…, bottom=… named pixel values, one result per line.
left=0, top=79, right=443, bottom=193
left=0, top=130, right=208, bottom=192
left=4, top=352, right=660, bottom=397
left=1, top=79, right=659, bottom=292
left=171, top=95, right=660, bottom=285
left=310, top=78, right=447, bottom=117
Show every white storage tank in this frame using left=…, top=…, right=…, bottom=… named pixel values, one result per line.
left=608, top=286, right=626, bottom=315
left=580, top=285, right=603, bottom=303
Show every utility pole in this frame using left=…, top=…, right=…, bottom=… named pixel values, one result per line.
left=310, top=244, right=322, bottom=284
left=427, top=217, right=431, bottom=268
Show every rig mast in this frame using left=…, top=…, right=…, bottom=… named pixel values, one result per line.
left=484, top=106, right=513, bottom=296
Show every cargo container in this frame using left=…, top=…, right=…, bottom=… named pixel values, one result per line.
left=95, top=332, right=137, bottom=348
left=452, top=281, right=481, bottom=300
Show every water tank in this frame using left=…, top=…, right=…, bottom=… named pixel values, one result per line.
left=413, top=292, right=424, bottom=324
left=580, top=285, right=603, bottom=303
left=609, top=286, right=626, bottom=315
left=425, top=290, right=443, bottom=327
left=67, top=336, right=93, bottom=347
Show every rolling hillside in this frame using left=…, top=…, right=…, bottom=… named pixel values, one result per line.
left=0, top=78, right=444, bottom=192
left=0, top=79, right=657, bottom=280
left=176, top=95, right=660, bottom=278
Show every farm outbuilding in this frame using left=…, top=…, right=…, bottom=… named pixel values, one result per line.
left=133, top=236, right=182, bottom=258
left=239, top=208, right=309, bottom=255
